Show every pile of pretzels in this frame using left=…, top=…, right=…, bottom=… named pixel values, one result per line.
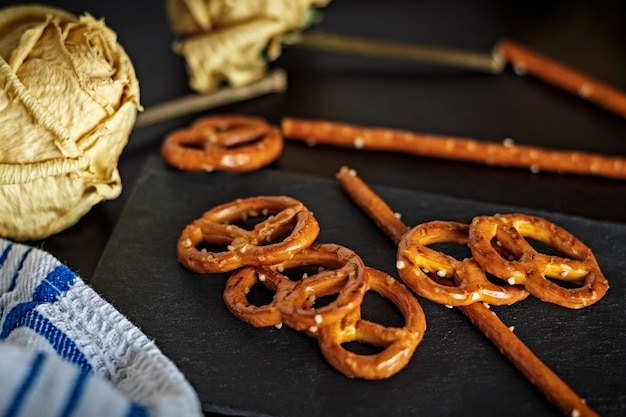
left=334, top=166, right=608, bottom=417
left=175, top=185, right=609, bottom=384
left=332, top=166, right=609, bottom=311
left=164, top=110, right=612, bottom=415
left=396, top=213, right=609, bottom=310
left=174, top=168, right=609, bottom=416
left=176, top=195, right=426, bottom=379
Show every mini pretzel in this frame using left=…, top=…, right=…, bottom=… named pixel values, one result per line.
left=397, top=220, right=529, bottom=306
left=493, top=39, right=626, bottom=120
left=317, top=267, right=426, bottom=380
left=162, top=114, right=283, bottom=172
left=336, top=166, right=600, bottom=417
left=272, top=243, right=368, bottom=334
left=223, top=243, right=367, bottom=333
left=177, top=196, right=319, bottom=273
left=283, top=117, right=626, bottom=180
left=223, top=265, right=296, bottom=328
left=469, top=213, right=609, bottom=309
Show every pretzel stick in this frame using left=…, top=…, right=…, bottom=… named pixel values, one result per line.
left=134, top=69, right=287, bottom=128
left=335, top=166, right=599, bottom=417
left=282, top=117, right=626, bottom=180
left=494, top=39, right=626, bottom=120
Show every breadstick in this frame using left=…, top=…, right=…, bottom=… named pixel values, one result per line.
left=493, top=39, right=626, bottom=120
left=335, top=166, right=599, bottom=417
left=282, top=117, right=626, bottom=180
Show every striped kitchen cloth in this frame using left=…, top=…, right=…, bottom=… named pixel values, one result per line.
left=0, top=238, right=203, bottom=417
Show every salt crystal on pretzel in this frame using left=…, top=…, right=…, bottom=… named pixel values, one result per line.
left=283, top=117, right=626, bottom=180
left=336, top=165, right=599, bottom=417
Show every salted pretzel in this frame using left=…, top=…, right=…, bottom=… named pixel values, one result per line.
left=318, top=267, right=426, bottom=380
left=272, top=243, right=368, bottom=333
left=177, top=196, right=319, bottom=273
left=162, top=114, right=283, bottom=172
left=222, top=265, right=295, bottom=328
left=283, top=117, right=626, bottom=180
left=223, top=243, right=368, bottom=333
left=336, top=166, right=601, bottom=416
left=469, top=213, right=609, bottom=309
left=396, top=220, right=529, bottom=306
left=337, top=166, right=526, bottom=306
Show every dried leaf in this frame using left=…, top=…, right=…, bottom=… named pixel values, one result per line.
left=167, top=0, right=330, bottom=93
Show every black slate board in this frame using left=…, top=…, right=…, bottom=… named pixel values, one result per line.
left=91, top=155, right=626, bottom=417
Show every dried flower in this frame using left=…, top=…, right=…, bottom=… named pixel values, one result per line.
left=0, top=5, right=141, bottom=241
left=166, top=0, right=330, bottom=93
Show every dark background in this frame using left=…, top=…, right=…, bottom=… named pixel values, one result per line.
left=7, top=0, right=623, bottom=279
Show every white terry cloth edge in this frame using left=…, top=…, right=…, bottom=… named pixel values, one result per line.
left=0, top=237, right=203, bottom=417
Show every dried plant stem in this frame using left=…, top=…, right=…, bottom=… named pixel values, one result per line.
left=286, top=31, right=503, bottom=74
left=134, top=68, right=287, bottom=128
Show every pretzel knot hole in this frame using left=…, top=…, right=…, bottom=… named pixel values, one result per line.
left=318, top=268, right=426, bottom=380
left=340, top=289, right=407, bottom=355
left=244, top=277, right=277, bottom=307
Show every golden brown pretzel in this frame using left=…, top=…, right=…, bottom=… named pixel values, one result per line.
left=283, top=117, right=626, bottom=180
left=272, top=243, right=368, bottom=334
left=222, top=243, right=367, bottom=332
left=317, top=267, right=426, bottom=380
left=469, top=213, right=609, bottom=309
left=223, top=265, right=296, bottom=328
left=336, top=166, right=601, bottom=416
left=396, top=220, right=529, bottom=306
left=177, top=196, right=319, bottom=273
left=336, top=166, right=527, bottom=306
left=162, top=114, right=283, bottom=172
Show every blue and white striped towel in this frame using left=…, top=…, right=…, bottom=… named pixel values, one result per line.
left=0, top=238, right=203, bottom=417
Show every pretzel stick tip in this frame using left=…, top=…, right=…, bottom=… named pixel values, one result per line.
left=336, top=168, right=599, bottom=417
left=493, top=38, right=626, bottom=120
left=335, top=166, right=408, bottom=244
left=284, top=117, right=626, bottom=180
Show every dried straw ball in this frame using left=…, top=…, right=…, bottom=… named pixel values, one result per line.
left=0, top=5, right=141, bottom=241
left=166, top=0, right=330, bottom=93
